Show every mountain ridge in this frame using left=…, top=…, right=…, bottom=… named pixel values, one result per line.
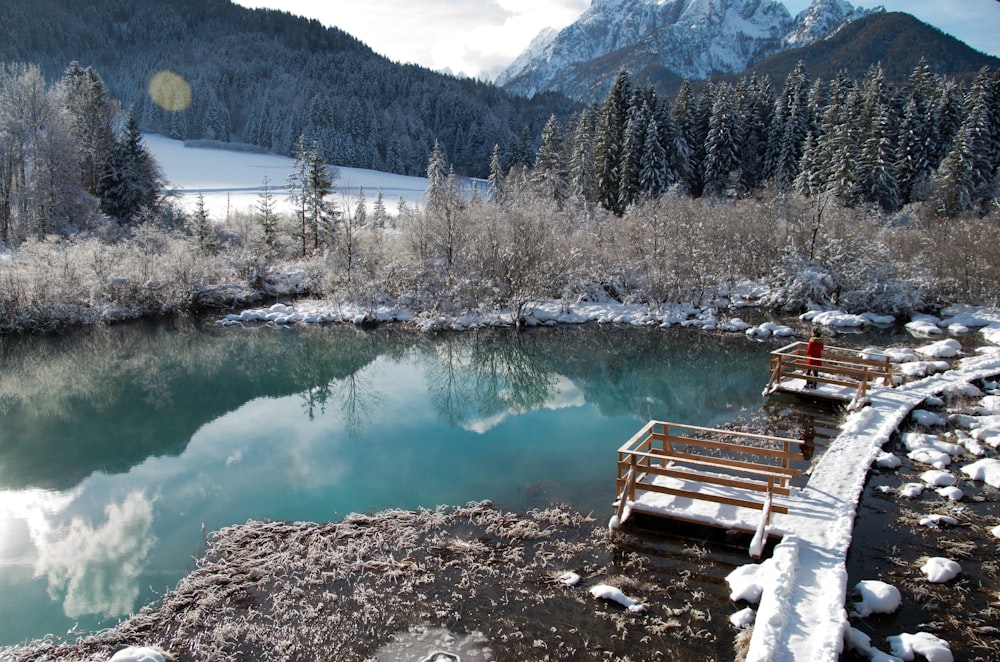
left=496, top=0, right=879, bottom=100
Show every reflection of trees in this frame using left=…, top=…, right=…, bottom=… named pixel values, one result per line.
left=422, top=330, right=559, bottom=427
left=0, top=321, right=400, bottom=490
left=301, top=373, right=380, bottom=437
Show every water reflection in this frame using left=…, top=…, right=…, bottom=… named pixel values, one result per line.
left=0, top=319, right=777, bottom=646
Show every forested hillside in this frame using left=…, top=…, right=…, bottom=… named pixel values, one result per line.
left=0, top=0, right=577, bottom=177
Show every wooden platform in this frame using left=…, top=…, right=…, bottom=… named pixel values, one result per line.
left=611, top=421, right=804, bottom=557
left=763, top=341, right=894, bottom=409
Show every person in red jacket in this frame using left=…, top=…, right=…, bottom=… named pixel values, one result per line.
left=805, top=328, right=824, bottom=388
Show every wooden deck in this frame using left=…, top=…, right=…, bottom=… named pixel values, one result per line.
left=763, top=341, right=894, bottom=409
left=611, top=421, right=804, bottom=557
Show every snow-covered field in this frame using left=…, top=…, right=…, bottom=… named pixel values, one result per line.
left=146, top=134, right=430, bottom=218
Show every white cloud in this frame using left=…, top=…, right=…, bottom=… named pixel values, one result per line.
left=234, top=0, right=589, bottom=78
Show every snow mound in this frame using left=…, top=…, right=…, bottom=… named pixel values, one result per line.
left=960, top=458, right=1000, bottom=488
left=896, top=360, right=950, bottom=379
left=919, top=470, right=955, bottom=487
left=845, top=628, right=900, bottom=662
left=558, top=571, right=580, bottom=586
left=911, top=409, right=947, bottom=426
left=725, top=559, right=774, bottom=603
left=745, top=321, right=795, bottom=338
left=588, top=584, right=645, bottom=613
left=874, top=451, right=901, bottom=469
left=862, top=346, right=919, bottom=363
left=109, top=647, right=170, bottom=662
left=905, top=316, right=943, bottom=337
left=919, top=514, right=958, bottom=528
left=852, top=579, right=901, bottom=617
left=803, top=309, right=868, bottom=328
left=729, top=606, right=755, bottom=629
left=888, top=631, right=953, bottom=662
left=899, top=482, right=924, bottom=498
left=915, top=338, right=962, bottom=359
left=920, top=557, right=961, bottom=583
left=936, top=485, right=964, bottom=501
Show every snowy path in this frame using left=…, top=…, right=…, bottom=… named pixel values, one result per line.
left=748, top=348, right=1000, bottom=662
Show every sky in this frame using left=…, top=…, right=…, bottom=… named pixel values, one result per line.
left=233, top=1, right=999, bottom=80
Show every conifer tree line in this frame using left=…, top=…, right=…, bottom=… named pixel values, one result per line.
left=508, top=62, right=1000, bottom=218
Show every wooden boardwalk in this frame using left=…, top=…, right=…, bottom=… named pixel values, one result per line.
left=609, top=347, right=1000, bottom=661
left=763, top=340, right=895, bottom=409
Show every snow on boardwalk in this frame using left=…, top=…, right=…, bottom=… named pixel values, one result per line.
left=749, top=348, right=1000, bottom=662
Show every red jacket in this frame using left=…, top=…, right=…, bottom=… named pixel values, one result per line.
left=806, top=339, right=824, bottom=366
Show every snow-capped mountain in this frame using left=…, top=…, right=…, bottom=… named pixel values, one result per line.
left=784, top=0, right=874, bottom=47
left=497, top=0, right=880, bottom=99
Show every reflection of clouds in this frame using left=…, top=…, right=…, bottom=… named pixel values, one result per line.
left=35, top=491, right=155, bottom=619
left=462, top=375, right=585, bottom=434
left=0, top=489, right=75, bottom=567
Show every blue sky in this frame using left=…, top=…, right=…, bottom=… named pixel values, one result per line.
left=234, top=1, right=999, bottom=79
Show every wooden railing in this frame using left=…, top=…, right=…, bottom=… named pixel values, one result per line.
left=763, top=341, right=894, bottom=407
left=614, top=421, right=804, bottom=556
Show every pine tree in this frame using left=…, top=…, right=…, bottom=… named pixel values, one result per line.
left=937, top=125, right=977, bottom=216
left=532, top=114, right=569, bottom=206
left=703, top=84, right=741, bottom=197
left=426, top=139, right=449, bottom=209
left=372, top=186, right=387, bottom=229
left=256, top=174, right=278, bottom=250
left=769, top=61, right=812, bottom=191
left=99, top=110, right=164, bottom=224
left=354, top=186, right=367, bottom=227
left=638, top=115, right=669, bottom=198
left=488, top=143, right=505, bottom=205
left=570, top=106, right=598, bottom=207
left=286, top=134, right=335, bottom=255
left=595, top=69, right=631, bottom=215
left=191, top=192, right=218, bottom=253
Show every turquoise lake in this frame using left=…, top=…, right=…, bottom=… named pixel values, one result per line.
left=0, top=318, right=901, bottom=646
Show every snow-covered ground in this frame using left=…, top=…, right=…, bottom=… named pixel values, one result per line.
left=146, top=134, right=430, bottom=218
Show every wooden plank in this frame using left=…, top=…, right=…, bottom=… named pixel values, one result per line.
left=662, top=434, right=805, bottom=461
left=643, top=464, right=794, bottom=496
left=658, top=421, right=804, bottom=446
left=636, top=482, right=790, bottom=514
left=633, top=448, right=801, bottom=478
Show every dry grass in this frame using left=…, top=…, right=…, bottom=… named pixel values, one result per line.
left=5, top=502, right=746, bottom=662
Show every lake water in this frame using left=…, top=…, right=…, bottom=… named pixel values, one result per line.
left=0, top=318, right=892, bottom=646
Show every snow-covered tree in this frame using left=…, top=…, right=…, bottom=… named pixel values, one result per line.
left=595, top=69, right=631, bottom=215
left=532, top=114, right=570, bottom=207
